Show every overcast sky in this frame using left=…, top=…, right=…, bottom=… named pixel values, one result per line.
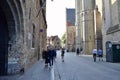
left=46, top=0, right=75, bottom=38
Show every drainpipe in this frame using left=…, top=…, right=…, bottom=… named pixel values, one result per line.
left=94, top=6, right=97, bottom=49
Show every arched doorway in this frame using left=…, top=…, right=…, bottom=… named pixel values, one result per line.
left=0, top=0, right=24, bottom=75
left=0, top=4, right=9, bottom=76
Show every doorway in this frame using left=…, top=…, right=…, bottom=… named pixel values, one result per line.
left=0, top=5, right=8, bottom=76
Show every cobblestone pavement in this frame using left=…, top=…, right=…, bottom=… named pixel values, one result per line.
left=54, top=50, right=120, bottom=80
left=17, top=60, right=54, bottom=80
left=0, top=74, right=20, bottom=80
left=0, top=60, right=54, bottom=80
left=1, top=50, right=120, bottom=80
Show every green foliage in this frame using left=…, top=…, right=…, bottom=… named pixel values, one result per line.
left=61, top=32, right=66, bottom=44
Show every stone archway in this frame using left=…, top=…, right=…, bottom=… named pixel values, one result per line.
left=0, top=0, right=24, bottom=75
left=7, top=0, right=24, bottom=41
left=0, top=4, right=9, bottom=76
left=0, top=0, right=15, bottom=75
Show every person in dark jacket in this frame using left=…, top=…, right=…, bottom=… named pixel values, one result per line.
left=44, top=51, right=48, bottom=64
left=53, top=49, right=57, bottom=59
left=42, top=49, right=46, bottom=59
left=76, top=48, right=80, bottom=55
left=48, top=48, right=54, bottom=67
left=61, top=48, right=65, bottom=62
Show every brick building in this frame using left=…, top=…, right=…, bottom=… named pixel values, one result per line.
left=101, top=0, right=120, bottom=54
left=47, top=35, right=61, bottom=50
left=75, top=0, right=120, bottom=55
left=66, top=8, right=76, bottom=52
left=75, top=0, right=102, bottom=54
left=0, top=0, right=47, bottom=75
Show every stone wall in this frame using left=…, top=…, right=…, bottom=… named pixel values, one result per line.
left=66, top=26, right=76, bottom=52
left=102, top=0, right=120, bottom=54
left=7, top=0, right=47, bottom=72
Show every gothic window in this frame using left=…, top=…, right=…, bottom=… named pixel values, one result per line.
left=29, top=8, right=31, bottom=19
left=40, top=0, right=43, bottom=7
left=32, top=24, right=35, bottom=48
left=40, top=0, right=46, bottom=7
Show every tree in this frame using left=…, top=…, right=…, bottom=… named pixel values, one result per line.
left=61, top=32, right=66, bottom=45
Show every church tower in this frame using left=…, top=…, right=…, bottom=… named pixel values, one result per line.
left=75, top=0, right=95, bottom=54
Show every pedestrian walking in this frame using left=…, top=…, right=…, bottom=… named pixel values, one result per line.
left=61, top=48, right=65, bottom=62
left=42, top=49, right=46, bottom=60
left=98, top=49, right=103, bottom=61
left=48, top=47, right=54, bottom=67
left=92, top=48, right=97, bottom=62
left=44, top=49, right=49, bottom=67
left=53, top=49, right=57, bottom=61
left=76, top=48, right=80, bottom=55
left=80, top=47, right=83, bottom=55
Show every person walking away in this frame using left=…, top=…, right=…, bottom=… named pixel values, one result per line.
left=80, top=47, right=83, bottom=55
left=44, top=49, right=49, bottom=67
left=48, top=48, right=54, bottom=67
left=61, top=48, right=65, bottom=62
left=42, top=49, right=45, bottom=60
left=76, top=48, right=80, bottom=55
left=98, top=49, right=103, bottom=61
left=92, top=48, right=97, bottom=62
left=53, top=49, right=57, bottom=61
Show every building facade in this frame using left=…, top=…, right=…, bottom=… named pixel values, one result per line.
left=94, top=0, right=103, bottom=50
left=75, top=0, right=96, bottom=54
left=47, top=36, right=61, bottom=50
left=66, top=26, right=76, bottom=52
left=66, top=8, right=76, bottom=52
left=0, top=0, right=47, bottom=75
left=102, top=0, right=120, bottom=54
left=76, top=0, right=120, bottom=55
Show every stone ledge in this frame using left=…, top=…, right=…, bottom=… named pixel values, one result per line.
left=106, top=24, right=120, bottom=34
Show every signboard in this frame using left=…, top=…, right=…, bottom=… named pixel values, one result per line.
left=39, top=29, right=43, bottom=32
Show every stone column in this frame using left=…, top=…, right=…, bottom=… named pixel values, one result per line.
left=75, top=0, right=81, bottom=50
left=81, top=0, right=95, bottom=54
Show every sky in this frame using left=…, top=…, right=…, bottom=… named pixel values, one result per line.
left=46, top=0, right=75, bottom=38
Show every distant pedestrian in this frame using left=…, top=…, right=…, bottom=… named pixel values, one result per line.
left=92, top=48, right=97, bottom=62
left=98, top=49, right=103, bottom=61
left=80, top=47, right=83, bottom=55
left=61, top=48, right=65, bottom=62
left=76, top=48, right=80, bottom=55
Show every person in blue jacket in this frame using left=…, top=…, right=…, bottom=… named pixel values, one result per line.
left=98, top=49, right=103, bottom=61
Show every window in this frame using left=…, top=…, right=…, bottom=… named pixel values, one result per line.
left=32, top=24, right=35, bottom=48
left=29, top=8, right=31, bottom=19
left=40, top=0, right=43, bottom=7
left=40, top=0, right=46, bottom=7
